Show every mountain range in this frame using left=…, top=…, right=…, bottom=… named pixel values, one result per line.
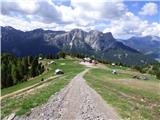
left=1, top=26, right=158, bottom=66
left=121, top=36, right=160, bottom=61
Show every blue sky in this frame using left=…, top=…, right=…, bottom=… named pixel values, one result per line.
left=124, top=1, right=160, bottom=23
left=53, top=0, right=160, bottom=23
left=1, top=0, right=160, bottom=39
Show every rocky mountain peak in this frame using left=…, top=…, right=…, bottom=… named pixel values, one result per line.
left=70, top=28, right=86, bottom=35
left=1, top=26, right=156, bottom=65
left=104, top=32, right=114, bottom=38
left=3, top=26, right=15, bottom=31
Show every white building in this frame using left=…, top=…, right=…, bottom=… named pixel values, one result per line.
left=84, top=57, right=91, bottom=62
left=112, top=63, right=116, bottom=66
left=39, top=57, right=43, bottom=60
left=54, top=69, right=64, bottom=75
left=112, top=70, right=117, bottom=74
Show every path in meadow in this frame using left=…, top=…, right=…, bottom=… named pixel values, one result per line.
left=8, top=69, right=120, bottom=120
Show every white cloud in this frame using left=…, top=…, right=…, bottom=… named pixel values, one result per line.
left=1, top=0, right=62, bottom=23
left=70, top=0, right=127, bottom=20
left=141, top=23, right=160, bottom=37
left=1, top=0, right=38, bottom=15
left=139, top=2, right=158, bottom=16
left=0, top=0, right=160, bottom=38
left=17, top=0, right=38, bottom=14
left=0, top=15, right=59, bottom=31
left=103, top=12, right=160, bottom=38
left=1, top=0, right=127, bottom=27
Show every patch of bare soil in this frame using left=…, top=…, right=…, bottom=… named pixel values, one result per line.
left=80, top=62, right=106, bottom=69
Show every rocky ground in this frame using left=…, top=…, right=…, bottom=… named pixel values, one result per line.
left=4, top=69, right=120, bottom=120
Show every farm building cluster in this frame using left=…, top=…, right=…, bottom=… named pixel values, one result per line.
left=82, top=57, right=98, bottom=64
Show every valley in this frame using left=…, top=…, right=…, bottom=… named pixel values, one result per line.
left=1, top=57, right=160, bottom=120
left=1, top=0, right=160, bottom=120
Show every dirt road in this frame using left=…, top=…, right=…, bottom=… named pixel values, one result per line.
left=1, top=76, right=59, bottom=100
left=10, top=69, right=120, bottom=120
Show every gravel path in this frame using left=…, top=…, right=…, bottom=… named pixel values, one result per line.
left=10, top=69, right=120, bottom=120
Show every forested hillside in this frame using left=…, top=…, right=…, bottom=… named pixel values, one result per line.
left=1, top=53, right=45, bottom=88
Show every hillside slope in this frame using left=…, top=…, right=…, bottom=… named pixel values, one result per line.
left=122, top=36, right=160, bottom=59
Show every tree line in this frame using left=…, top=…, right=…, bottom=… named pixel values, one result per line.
left=39, top=52, right=66, bottom=59
left=2, top=51, right=159, bottom=89
left=1, top=52, right=67, bottom=89
left=1, top=53, right=45, bottom=88
left=134, top=63, right=160, bottom=80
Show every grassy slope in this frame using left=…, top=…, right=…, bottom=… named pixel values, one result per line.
left=1, top=58, right=85, bottom=118
left=84, top=66, right=160, bottom=120
left=1, top=58, right=83, bottom=95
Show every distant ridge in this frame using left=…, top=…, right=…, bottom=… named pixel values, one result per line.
left=1, top=26, right=156, bottom=65
left=121, top=36, right=160, bottom=60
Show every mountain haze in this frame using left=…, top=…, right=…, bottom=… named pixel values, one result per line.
left=122, top=36, right=160, bottom=60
